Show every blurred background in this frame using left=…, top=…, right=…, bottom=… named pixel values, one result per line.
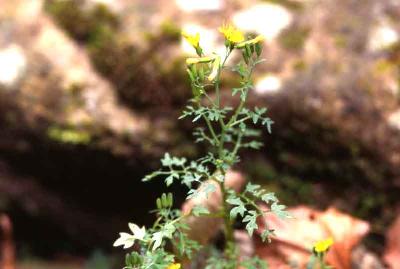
left=1, top=0, right=400, bottom=268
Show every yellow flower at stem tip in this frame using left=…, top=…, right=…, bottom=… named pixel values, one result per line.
left=314, top=237, right=334, bottom=253
left=167, top=263, right=181, bottom=269
left=218, top=23, right=244, bottom=43
left=182, top=31, right=200, bottom=48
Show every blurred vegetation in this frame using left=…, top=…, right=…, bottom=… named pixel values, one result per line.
left=278, top=26, right=309, bottom=51
left=45, top=0, right=190, bottom=111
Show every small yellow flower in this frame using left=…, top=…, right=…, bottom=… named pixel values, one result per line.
left=314, top=237, right=334, bottom=253
left=182, top=31, right=200, bottom=48
left=218, top=23, right=244, bottom=43
left=167, top=263, right=181, bottom=269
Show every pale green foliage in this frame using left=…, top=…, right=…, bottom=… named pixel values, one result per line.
left=114, top=31, right=290, bottom=269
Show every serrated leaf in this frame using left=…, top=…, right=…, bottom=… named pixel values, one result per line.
left=245, top=182, right=261, bottom=193
left=261, top=192, right=278, bottom=204
left=165, top=175, right=174, bottom=186
left=191, top=205, right=210, bottom=216
left=161, top=153, right=172, bottom=166
left=128, top=223, right=146, bottom=241
left=113, top=232, right=135, bottom=249
left=151, top=231, right=164, bottom=251
left=243, top=211, right=259, bottom=236
left=261, top=229, right=274, bottom=242
left=239, top=122, right=246, bottom=132
left=230, top=204, right=246, bottom=219
left=271, top=202, right=291, bottom=219
left=203, top=183, right=216, bottom=198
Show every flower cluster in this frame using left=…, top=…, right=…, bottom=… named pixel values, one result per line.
left=219, top=23, right=245, bottom=43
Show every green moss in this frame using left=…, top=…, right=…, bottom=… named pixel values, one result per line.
left=244, top=157, right=314, bottom=206
left=47, top=126, right=91, bottom=145
left=278, top=26, right=310, bottom=51
left=45, top=0, right=119, bottom=43
left=292, top=60, right=307, bottom=71
left=159, top=20, right=182, bottom=42
left=334, top=34, right=347, bottom=48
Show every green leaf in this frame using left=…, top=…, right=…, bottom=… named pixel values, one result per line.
left=232, top=87, right=242, bottom=96
left=240, top=256, right=267, bottom=269
left=255, top=43, right=262, bottom=57
left=191, top=205, right=210, bottom=216
left=239, top=122, right=246, bottom=132
left=261, top=192, right=278, bottom=204
left=271, top=202, right=291, bottom=219
left=243, top=210, right=259, bottom=236
left=227, top=197, right=246, bottom=219
left=230, top=204, right=246, bottom=219
left=163, top=223, right=176, bottom=238
left=246, top=141, right=263, bottom=149
left=203, top=183, right=216, bottom=198
left=261, top=229, right=274, bottom=243
left=262, top=118, right=274, bottom=134
left=226, top=197, right=242, bottom=206
left=165, top=174, right=174, bottom=186
left=245, top=182, right=261, bottom=193
left=182, top=173, right=201, bottom=188
left=151, top=232, right=164, bottom=251
left=128, top=223, right=146, bottom=240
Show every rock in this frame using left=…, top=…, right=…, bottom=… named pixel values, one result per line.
left=0, top=45, right=26, bottom=88
left=0, top=0, right=148, bottom=142
left=233, top=3, right=292, bottom=40
left=368, top=20, right=399, bottom=52
left=175, top=0, right=224, bottom=12
left=352, top=245, right=385, bottom=269
left=255, top=74, right=282, bottom=95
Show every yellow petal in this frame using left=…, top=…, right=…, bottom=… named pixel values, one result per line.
left=167, top=263, right=181, bottom=269
left=314, top=237, right=334, bottom=253
left=219, top=23, right=244, bottom=43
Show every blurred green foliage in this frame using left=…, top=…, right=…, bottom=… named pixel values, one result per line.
left=278, top=26, right=310, bottom=51
left=47, top=126, right=91, bottom=144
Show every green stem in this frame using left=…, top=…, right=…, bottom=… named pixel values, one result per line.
left=220, top=180, right=235, bottom=244
left=196, top=102, right=219, bottom=143
left=228, top=116, right=251, bottom=128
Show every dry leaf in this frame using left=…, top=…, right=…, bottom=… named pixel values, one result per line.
left=181, top=170, right=245, bottom=244
left=384, top=215, right=400, bottom=269
left=0, top=214, right=15, bottom=269
left=256, top=206, right=370, bottom=269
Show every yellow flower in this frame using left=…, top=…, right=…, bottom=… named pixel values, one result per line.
left=182, top=31, right=200, bottom=48
left=218, top=23, right=244, bottom=43
left=314, top=237, right=334, bottom=253
left=167, top=263, right=181, bottom=269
